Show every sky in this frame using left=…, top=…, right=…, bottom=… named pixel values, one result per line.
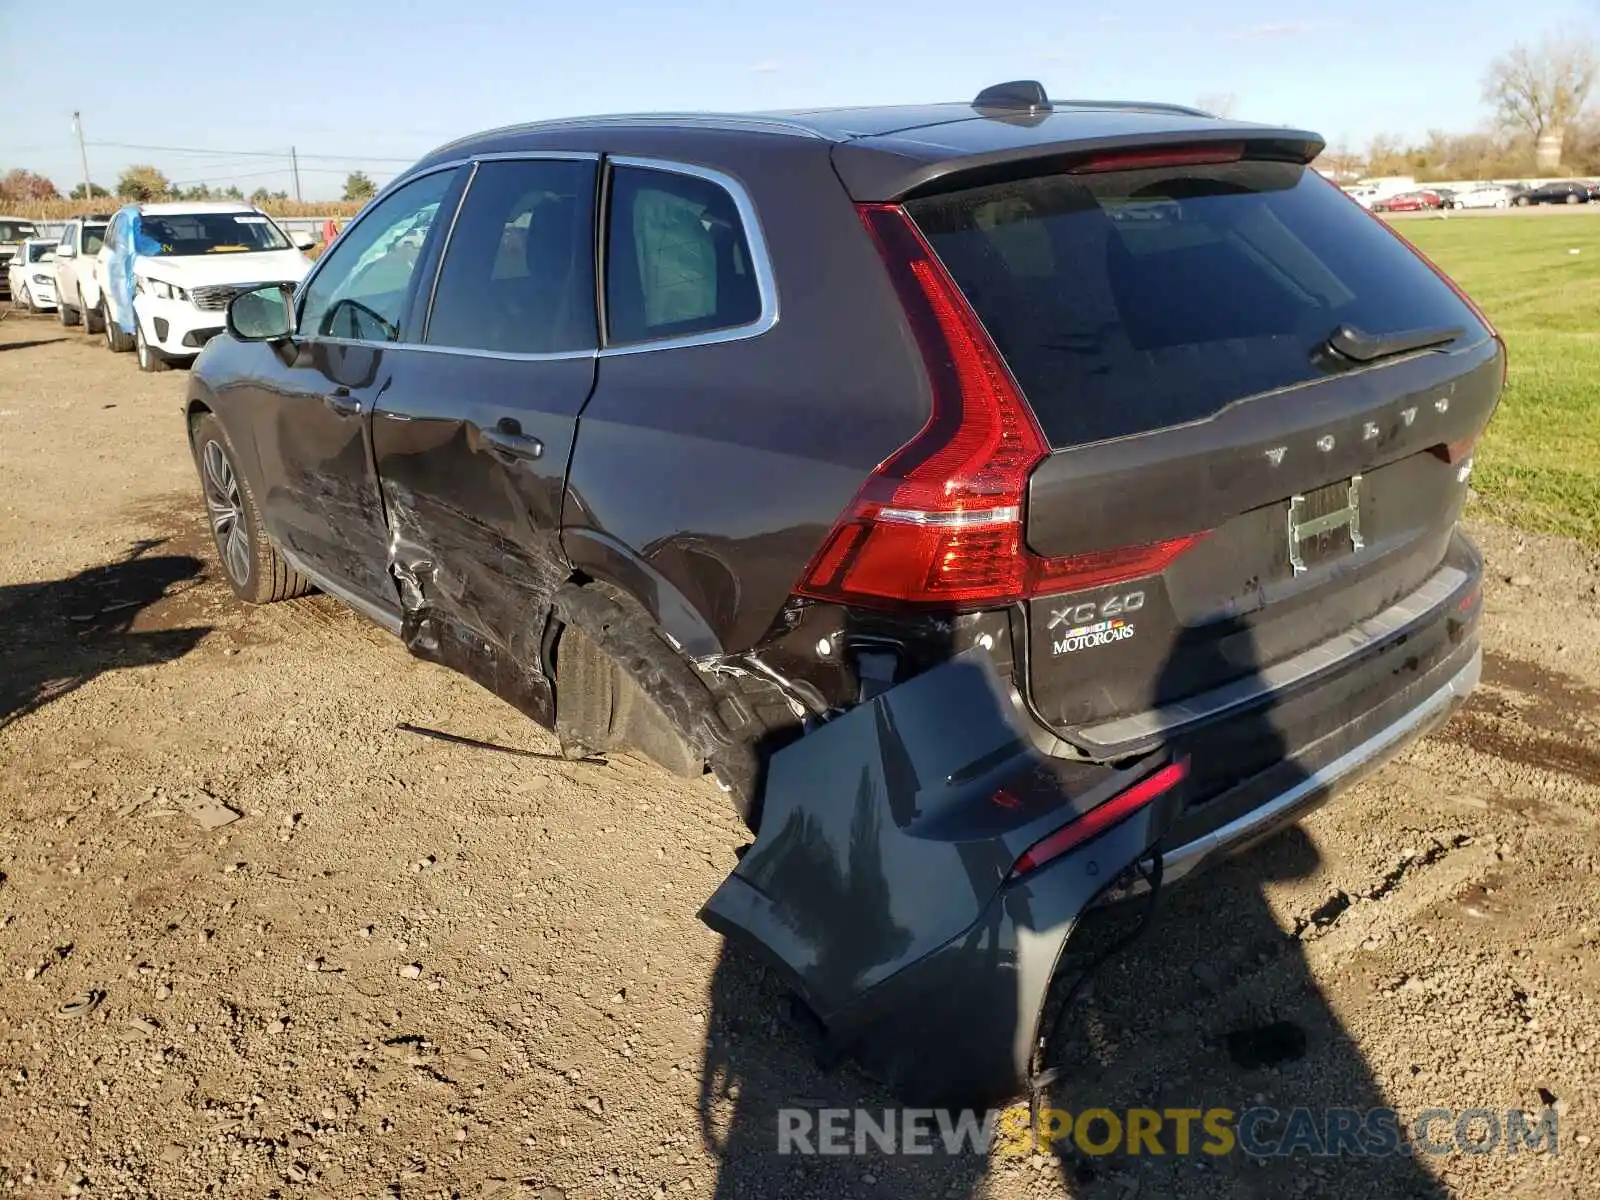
left=1, top=0, right=1595, bottom=201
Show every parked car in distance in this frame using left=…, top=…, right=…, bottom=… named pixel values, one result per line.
left=1373, top=190, right=1436, bottom=213
left=94, top=202, right=315, bottom=371
left=1522, top=179, right=1599, bottom=205
left=1453, top=184, right=1516, bottom=209
left=6, top=238, right=58, bottom=311
left=0, top=216, right=42, bottom=299
left=53, top=216, right=110, bottom=328
left=184, top=84, right=1498, bottom=1104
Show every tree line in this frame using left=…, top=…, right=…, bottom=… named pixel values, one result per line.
left=0, top=165, right=379, bottom=210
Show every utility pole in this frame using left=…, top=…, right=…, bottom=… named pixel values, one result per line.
left=72, top=111, right=92, bottom=202
left=290, top=146, right=302, bottom=202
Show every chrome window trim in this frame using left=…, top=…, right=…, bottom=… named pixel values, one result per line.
left=598, top=155, right=779, bottom=357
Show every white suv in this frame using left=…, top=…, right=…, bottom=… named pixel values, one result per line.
left=53, top=216, right=110, bottom=327
left=95, top=202, right=314, bottom=371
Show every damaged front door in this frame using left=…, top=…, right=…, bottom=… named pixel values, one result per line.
left=369, top=156, right=600, bottom=725
left=246, top=166, right=465, bottom=614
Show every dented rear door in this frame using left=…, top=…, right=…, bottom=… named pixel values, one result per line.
left=369, top=156, right=600, bottom=725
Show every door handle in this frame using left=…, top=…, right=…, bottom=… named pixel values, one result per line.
left=323, top=387, right=360, bottom=417
left=481, top=419, right=543, bottom=461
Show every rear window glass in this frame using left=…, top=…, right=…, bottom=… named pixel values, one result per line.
left=909, top=162, right=1485, bottom=448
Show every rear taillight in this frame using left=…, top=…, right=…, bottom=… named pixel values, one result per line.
left=796, top=204, right=1203, bottom=610
left=1010, top=758, right=1190, bottom=879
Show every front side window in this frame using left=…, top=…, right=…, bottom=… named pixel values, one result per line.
left=604, top=165, right=761, bottom=345
left=136, top=211, right=290, bottom=256
left=0, top=221, right=37, bottom=243
left=425, top=158, right=597, bottom=355
left=83, top=224, right=106, bottom=255
left=299, top=170, right=457, bottom=343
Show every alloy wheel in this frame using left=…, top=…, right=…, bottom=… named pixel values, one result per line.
left=202, top=440, right=250, bottom=584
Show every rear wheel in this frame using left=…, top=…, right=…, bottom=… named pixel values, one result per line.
left=135, top=323, right=169, bottom=372
left=190, top=412, right=311, bottom=604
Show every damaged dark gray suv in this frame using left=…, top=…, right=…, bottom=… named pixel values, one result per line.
left=186, top=82, right=1499, bottom=1104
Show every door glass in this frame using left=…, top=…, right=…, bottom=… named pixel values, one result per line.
left=299, top=170, right=457, bottom=343
left=425, top=158, right=597, bottom=354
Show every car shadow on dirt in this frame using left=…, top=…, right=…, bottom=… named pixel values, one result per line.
left=0, top=537, right=211, bottom=730
left=698, top=616, right=1451, bottom=1198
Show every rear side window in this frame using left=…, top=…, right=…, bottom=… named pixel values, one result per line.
left=909, top=162, right=1485, bottom=448
left=605, top=164, right=761, bottom=345
left=426, top=158, right=598, bottom=355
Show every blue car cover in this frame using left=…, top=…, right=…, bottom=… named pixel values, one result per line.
left=104, top=206, right=164, bottom=334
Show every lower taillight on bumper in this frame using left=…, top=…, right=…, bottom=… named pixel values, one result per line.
left=1008, top=757, right=1191, bottom=878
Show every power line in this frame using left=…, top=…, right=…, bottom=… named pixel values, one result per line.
left=86, top=139, right=417, bottom=163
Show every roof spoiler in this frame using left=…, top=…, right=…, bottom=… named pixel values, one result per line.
left=834, top=124, right=1327, bottom=202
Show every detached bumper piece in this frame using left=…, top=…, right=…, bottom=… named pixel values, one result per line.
left=700, top=652, right=1187, bottom=1106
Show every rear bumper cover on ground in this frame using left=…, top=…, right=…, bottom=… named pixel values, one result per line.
left=702, top=591, right=1482, bottom=1105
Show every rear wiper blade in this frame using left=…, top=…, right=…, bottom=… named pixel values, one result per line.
left=1320, top=323, right=1464, bottom=364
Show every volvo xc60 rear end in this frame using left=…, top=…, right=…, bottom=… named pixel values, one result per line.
left=187, top=82, right=1499, bottom=1103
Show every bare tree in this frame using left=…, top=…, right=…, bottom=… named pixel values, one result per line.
left=1483, top=29, right=1599, bottom=137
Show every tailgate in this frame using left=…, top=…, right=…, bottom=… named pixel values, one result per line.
left=906, top=152, right=1502, bottom=743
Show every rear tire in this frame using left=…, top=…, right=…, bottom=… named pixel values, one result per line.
left=136, top=323, right=169, bottom=372
left=1566, top=192, right=1582, bottom=205
left=189, top=412, right=311, bottom=604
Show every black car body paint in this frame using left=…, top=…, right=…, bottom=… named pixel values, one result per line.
left=186, top=91, right=1499, bottom=1103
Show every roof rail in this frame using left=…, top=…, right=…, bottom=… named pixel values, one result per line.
left=973, top=80, right=1052, bottom=115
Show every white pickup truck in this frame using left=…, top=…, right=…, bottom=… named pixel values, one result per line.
left=52, top=215, right=110, bottom=328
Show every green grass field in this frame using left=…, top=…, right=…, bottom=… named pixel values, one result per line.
left=1399, top=214, right=1600, bottom=548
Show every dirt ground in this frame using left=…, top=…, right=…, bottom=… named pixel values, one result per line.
left=0, top=312, right=1596, bottom=1200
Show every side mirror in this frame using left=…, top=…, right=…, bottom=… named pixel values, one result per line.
left=291, top=232, right=316, bottom=251
left=227, top=284, right=296, bottom=342
left=57, top=244, right=76, bottom=259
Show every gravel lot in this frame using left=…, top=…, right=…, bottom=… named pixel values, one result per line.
left=1, top=312, right=1597, bottom=1199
